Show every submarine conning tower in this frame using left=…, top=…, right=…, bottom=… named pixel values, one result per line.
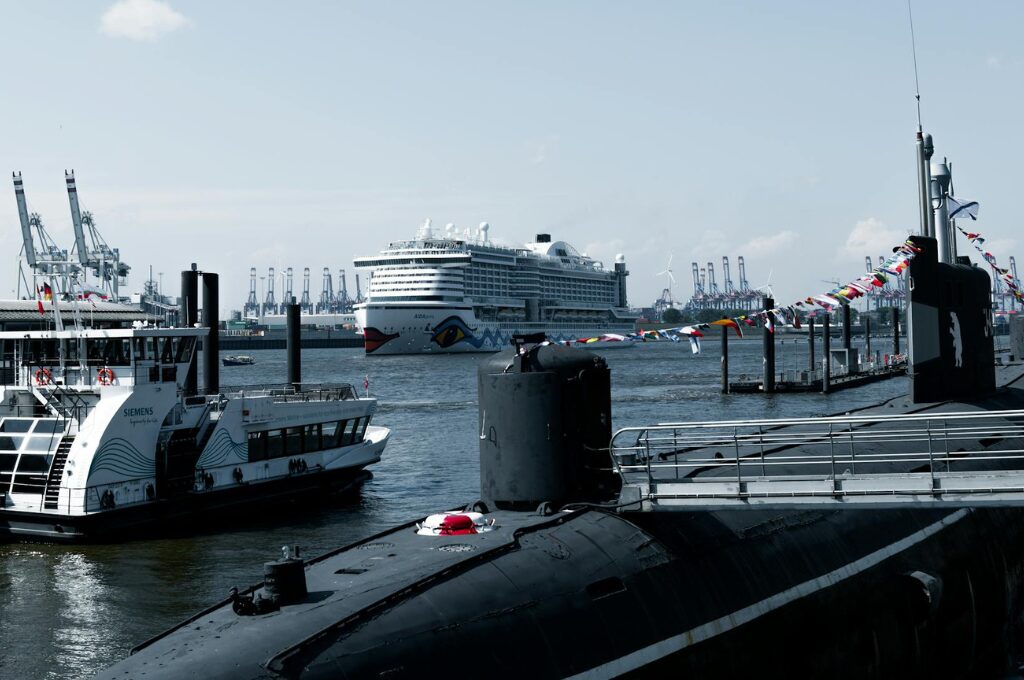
left=907, top=234, right=995, bottom=403
left=478, top=334, right=620, bottom=511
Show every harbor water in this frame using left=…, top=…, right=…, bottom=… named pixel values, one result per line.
left=0, top=338, right=912, bottom=679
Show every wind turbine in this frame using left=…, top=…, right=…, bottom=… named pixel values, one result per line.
left=753, top=268, right=775, bottom=301
left=656, top=254, right=676, bottom=307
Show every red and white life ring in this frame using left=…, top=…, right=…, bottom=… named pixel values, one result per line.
left=96, top=367, right=116, bottom=386
left=416, top=512, right=497, bottom=536
left=34, top=368, right=53, bottom=385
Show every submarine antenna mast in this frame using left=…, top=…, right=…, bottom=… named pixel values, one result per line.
left=908, top=0, right=935, bottom=238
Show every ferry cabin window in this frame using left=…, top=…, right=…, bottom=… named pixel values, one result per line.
left=305, top=424, right=321, bottom=452
left=175, top=337, right=196, bottom=364
left=84, top=339, right=131, bottom=366
left=62, top=339, right=80, bottom=363
left=266, top=429, right=284, bottom=458
left=340, top=419, right=359, bottom=446
left=134, top=338, right=147, bottom=362
left=354, top=417, right=369, bottom=443
left=248, top=431, right=268, bottom=461
left=160, top=337, right=178, bottom=364
left=104, top=338, right=131, bottom=366
left=0, top=419, right=34, bottom=433
left=322, top=422, right=339, bottom=448
left=25, top=339, right=58, bottom=365
left=284, top=427, right=304, bottom=456
left=0, top=452, right=14, bottom=490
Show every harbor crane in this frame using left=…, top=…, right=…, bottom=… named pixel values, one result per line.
left=13, top=171, right=76, bottom=300
left=263, top=267, right=277, bottom=316
left=686, top=262, right=704, bottom=310
left=338, top=269, right=351, bottom=311
left=722, top=256, right=735, bottom=305
left=682, top=255, right=758, bottom=311
left=706, top=261, right=721, bottom=304
left=318, top=267, right=334, bottom=313
left=300, top=267, right=312, bottom=313
left=284, top=267, right=295, bottom=309
left=355, top=274, right=364, bottom=305
left=737, top=256, right=754, bottom=310
left=65, top=171, right=130, bottom=300
left=244, top=268, right=259, bottom=317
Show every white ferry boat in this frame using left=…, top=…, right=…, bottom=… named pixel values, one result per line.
left=0, top=325, right=389, bottom=541
left=353, top=220, right=637, bottom=354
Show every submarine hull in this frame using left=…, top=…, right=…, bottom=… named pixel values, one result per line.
left=97, top=501, right=1024, bottom=679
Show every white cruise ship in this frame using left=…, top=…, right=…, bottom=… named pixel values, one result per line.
left=353, top=220, right=636, bottom=354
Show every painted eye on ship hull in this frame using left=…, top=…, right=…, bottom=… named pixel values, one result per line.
left=430, top=316, right=476, bottom=348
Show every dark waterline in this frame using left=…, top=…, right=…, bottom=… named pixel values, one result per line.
left=0, top=339, right=913, bottom=679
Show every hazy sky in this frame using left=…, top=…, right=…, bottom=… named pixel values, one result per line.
left=1, top=1, right=1021, bottom=311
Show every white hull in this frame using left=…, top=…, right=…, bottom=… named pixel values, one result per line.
left=357, top=305, right=635, bottom=355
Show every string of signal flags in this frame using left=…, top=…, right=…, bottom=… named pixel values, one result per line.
left=623, top=196, right=1022, bottom=354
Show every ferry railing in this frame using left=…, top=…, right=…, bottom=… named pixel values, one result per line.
left=221, top=382, right=359, bottom=402
left=610, top=409, right=1024, bottom=508
left=48, top=477, right=158, bottom=515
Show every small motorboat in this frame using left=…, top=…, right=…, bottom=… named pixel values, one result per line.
left=222, top=354, right=255, bottom=366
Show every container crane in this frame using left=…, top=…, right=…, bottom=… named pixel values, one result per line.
left=355, top=274, right=363, bottom=305
left=300, top=268, right=312, bottom=313
left=706, top=261, right=721, bottom=308
left=13, top=171, right=75, bottom=300
left=722, top=256, right=735, bottom=307
left=65, top=170, right=129, bottom=300
left=683, top=262, right=703, bottom=311
left=737, top=256, right=753, bottom=310
left=263, top=267, right=277, bottom=316
left=284, top=267, right=294, bottom=310
left=319, top=268, right=334, bottom=313
left=338, top=269, right=350, bottom=311
left=244, top=268, right=259, bottom=317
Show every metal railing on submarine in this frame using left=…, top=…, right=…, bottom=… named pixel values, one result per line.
left=610, top=409, right=1024, bottom=510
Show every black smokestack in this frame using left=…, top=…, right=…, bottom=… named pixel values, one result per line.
left=202, top=272, right=219, bottom=395
left=287, top=298, right=301, bottom=389
left=180, top=264, right=199, bottom=396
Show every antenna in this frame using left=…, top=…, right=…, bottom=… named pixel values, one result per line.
left=907, top=0, right=923, bottom=130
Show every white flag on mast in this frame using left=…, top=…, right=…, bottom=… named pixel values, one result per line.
left=947, top=196, right=979, bottom=221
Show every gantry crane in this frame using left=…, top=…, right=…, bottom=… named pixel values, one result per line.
left=300, top=267, right=312, bottom=313
left=263, top=267, right=277, bottom=316
left=706, top=261, right=721, bottom=307
left=13, top=171, right=76, bottom=301
left=338, top=269, right=351, bottom=311
left=318, top=268, right=334, bottom=313
left=65, top=171, right=130, bottom=300
left=244, top=267, right=260, bottom=317
left=284, top=267, right=295, bottom=308
left=722, top=257, right=735, bottom=307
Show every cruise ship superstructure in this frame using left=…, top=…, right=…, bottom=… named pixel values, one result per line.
left=354, top=220, right=635, bottom=354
